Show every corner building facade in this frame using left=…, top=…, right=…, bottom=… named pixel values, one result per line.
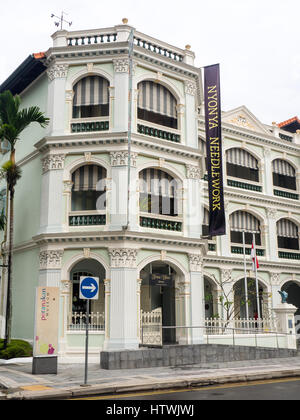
left=0, top=22, right=299, bottom=360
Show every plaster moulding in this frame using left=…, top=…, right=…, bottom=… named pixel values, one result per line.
left=109, top=248, right=138, bottom=268
left=39, top=250, right=64, bottom=270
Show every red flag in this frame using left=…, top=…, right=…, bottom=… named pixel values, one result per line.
left=251, top=242, right=259, bottom=271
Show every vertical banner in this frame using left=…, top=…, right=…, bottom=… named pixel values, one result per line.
left=34, top=287, right=60, bottom=357
left=204, top=64, right=226, bottom=236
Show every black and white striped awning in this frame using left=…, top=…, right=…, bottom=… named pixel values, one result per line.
left=73, top=76, right=109, bottom=107
left=230, top=211, right=260, bottom=233
left=139, top=169, right=178, bottom=197
left=272, top=159, right=295, bottom=177
left=226, top=148, right=258, bottom=170
left=72, top=165, right=106, bottom=192
left=277, top=219, right=298, bottom=238
left=138, top=81, right=177, bottom=119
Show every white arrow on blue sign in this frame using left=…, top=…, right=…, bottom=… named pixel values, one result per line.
left=80, top=277, right=99, bottom=300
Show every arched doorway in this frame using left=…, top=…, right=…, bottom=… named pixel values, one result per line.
left=69, top=259, right=106, bottom=330
left=140, top=261, right=184, bottom=345
left=282, top=281, right=300, bottom=338
left=234, top=278, right=268, bottom=319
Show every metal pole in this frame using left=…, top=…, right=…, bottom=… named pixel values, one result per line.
left=84, top=299, right=90, bottom=386
left=242, top=231, right=249, bottom=321
left=253, top=233, right=261, bottom=320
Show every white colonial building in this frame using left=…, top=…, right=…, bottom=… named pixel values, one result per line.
left=0, top=20, right=299, bottom=360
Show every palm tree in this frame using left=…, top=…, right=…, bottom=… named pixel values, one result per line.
left=0, top=90, right=49, bottom=347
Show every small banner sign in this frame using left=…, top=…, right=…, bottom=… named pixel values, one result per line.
left=204, top=64, right=226, bottom=236
left=34, top=287, right=60, bottom=357
left=150, top=273, right=173, bottom=288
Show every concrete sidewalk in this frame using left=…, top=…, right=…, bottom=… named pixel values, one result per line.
left=1, top=356, right=300, bottom=400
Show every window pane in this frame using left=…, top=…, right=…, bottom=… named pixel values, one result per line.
left=138, top=108, right=178, bottom=129
left=231, top=231, right=261, bottom=246
left=72, top=191, right=105, bottom=211
left=278, top=236, right=299, bottom=250
left=273, top=173, right=297, bottom=190
left=227, top=163, right=259, bottom=182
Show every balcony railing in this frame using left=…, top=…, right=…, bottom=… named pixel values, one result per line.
left=69, top=213, right=106, bottom=227
left=227, top=179, right=262, bottom=192
left=134, top=35, right=184, bottom=62
left=137, top=122, right=180, bottom=143
left=231, top=246, right=265, bottom=257
left=274, top=189, right=299, bottom=200
left=67, top=29, right=118, bottom=46
left=140, top=214, right=182, bottom=232
left=278, top=250, right=300, bottom=260
left=71, top=120, right=109, bottom=133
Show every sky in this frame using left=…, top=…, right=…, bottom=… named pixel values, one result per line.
left=0, top=0, right=299, bottom=125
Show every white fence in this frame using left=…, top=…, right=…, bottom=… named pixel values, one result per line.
left=140, top=308, right=162, bottom=346
left=68, top=312, right=105, bottom=331
left=204, top=317, right=277, bottom=335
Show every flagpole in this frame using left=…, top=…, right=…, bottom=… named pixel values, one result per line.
left=242, top=231, right=249, bottom=320
left=253, top=232, right=261, bottom=320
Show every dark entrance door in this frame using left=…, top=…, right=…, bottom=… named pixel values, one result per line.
left=162, top=285, right=176, bottom=345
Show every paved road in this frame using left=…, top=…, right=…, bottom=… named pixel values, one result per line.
left=78, top=378, right=300, bottom=400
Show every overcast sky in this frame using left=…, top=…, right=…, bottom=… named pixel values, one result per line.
left=1, top=0, right=299, bottom=125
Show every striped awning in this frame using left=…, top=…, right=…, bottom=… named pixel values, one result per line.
left=226, top=148, right=258, bottom=170
left=139, top=169, right=178, bottom=197
left=272, top=159, right=295, bottom=177
left=230, top=211, right=260, bottom=233
left=277, top=219, right=298, bottom=238
left=72, top=165, right=106, bottom=192
left=138, top=81, right=177, bottom=119
left=73, top=76, right=109, bottom=107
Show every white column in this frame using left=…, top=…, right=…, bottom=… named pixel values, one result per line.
left=46, top=64, right=69, bottom=136
left=109, top=152, right=138, bottom=231
left=39, top=154, right=65, bottom=234
left=112, top=59, right=130, bottom=132
left=38, top=250, right=64, bottom=287
left=106, top=249, right=139, bottom=350
left=185, top=165, right=203, bottom=239
left=184, top=81, right=198, bottom=149
left=188, top=253, right=205, bottom=344
left=267, top=209, right=278, bottom=261
left=264, top=147, right=273, bottom=196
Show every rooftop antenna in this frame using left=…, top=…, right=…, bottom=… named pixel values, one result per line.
left=51, top=11, right=72, bottom=30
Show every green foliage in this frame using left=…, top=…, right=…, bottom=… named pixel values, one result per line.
left=0, top=339, right=32, bottom=360
left=1, top=160, right=22, bottom=192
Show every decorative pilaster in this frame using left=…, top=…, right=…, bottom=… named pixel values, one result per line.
left=188, top=252, right=205, bottom=345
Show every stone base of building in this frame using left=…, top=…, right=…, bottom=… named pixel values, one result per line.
left=32, top=356, right=58, bottom=375
left=100, top=344, right=298, bottom=370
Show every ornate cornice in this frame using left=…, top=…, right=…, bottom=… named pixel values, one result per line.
left=39, top=250, right=64, bottom=270
left=109, top=248, right=138, bottom=268
left=42, top=154, right=65, bottom=173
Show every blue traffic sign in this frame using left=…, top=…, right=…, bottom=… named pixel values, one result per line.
left=80, top=277, right=99, bottom=300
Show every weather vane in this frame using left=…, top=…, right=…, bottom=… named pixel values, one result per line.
left=51, top=11, right=72, bottom=30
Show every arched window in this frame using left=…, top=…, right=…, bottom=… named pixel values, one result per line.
left=71, top=165, right=106, bottom=211
left=230, top=211, right=261, bottom=245
left=272, top=159, right=296, bottom=191
left=226, top=148, right=259, bottom=182
left=137, top=81, right=178, bottom=129
left=139, top=168, right=180, bottom=217
left=73, top=76, right=110, bottom=119
left=277, top=219, right=299, bottom=250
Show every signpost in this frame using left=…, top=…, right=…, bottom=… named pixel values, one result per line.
left=80, top=276, right=99, bottom=386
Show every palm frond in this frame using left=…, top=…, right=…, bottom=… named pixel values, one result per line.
left=2, top=161, right=22, bottom=191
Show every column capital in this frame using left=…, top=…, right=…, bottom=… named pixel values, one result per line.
left=188, top=253, right=203, bottom=272
left=47, top=63, right=69, bottom=81
left=110, top=151, right=137, bottom=167
left=109, top=248, right=138, bottom=268
left=42, top=154, right=65, bottom=174
left=39, top=250, right=64, bottom=270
